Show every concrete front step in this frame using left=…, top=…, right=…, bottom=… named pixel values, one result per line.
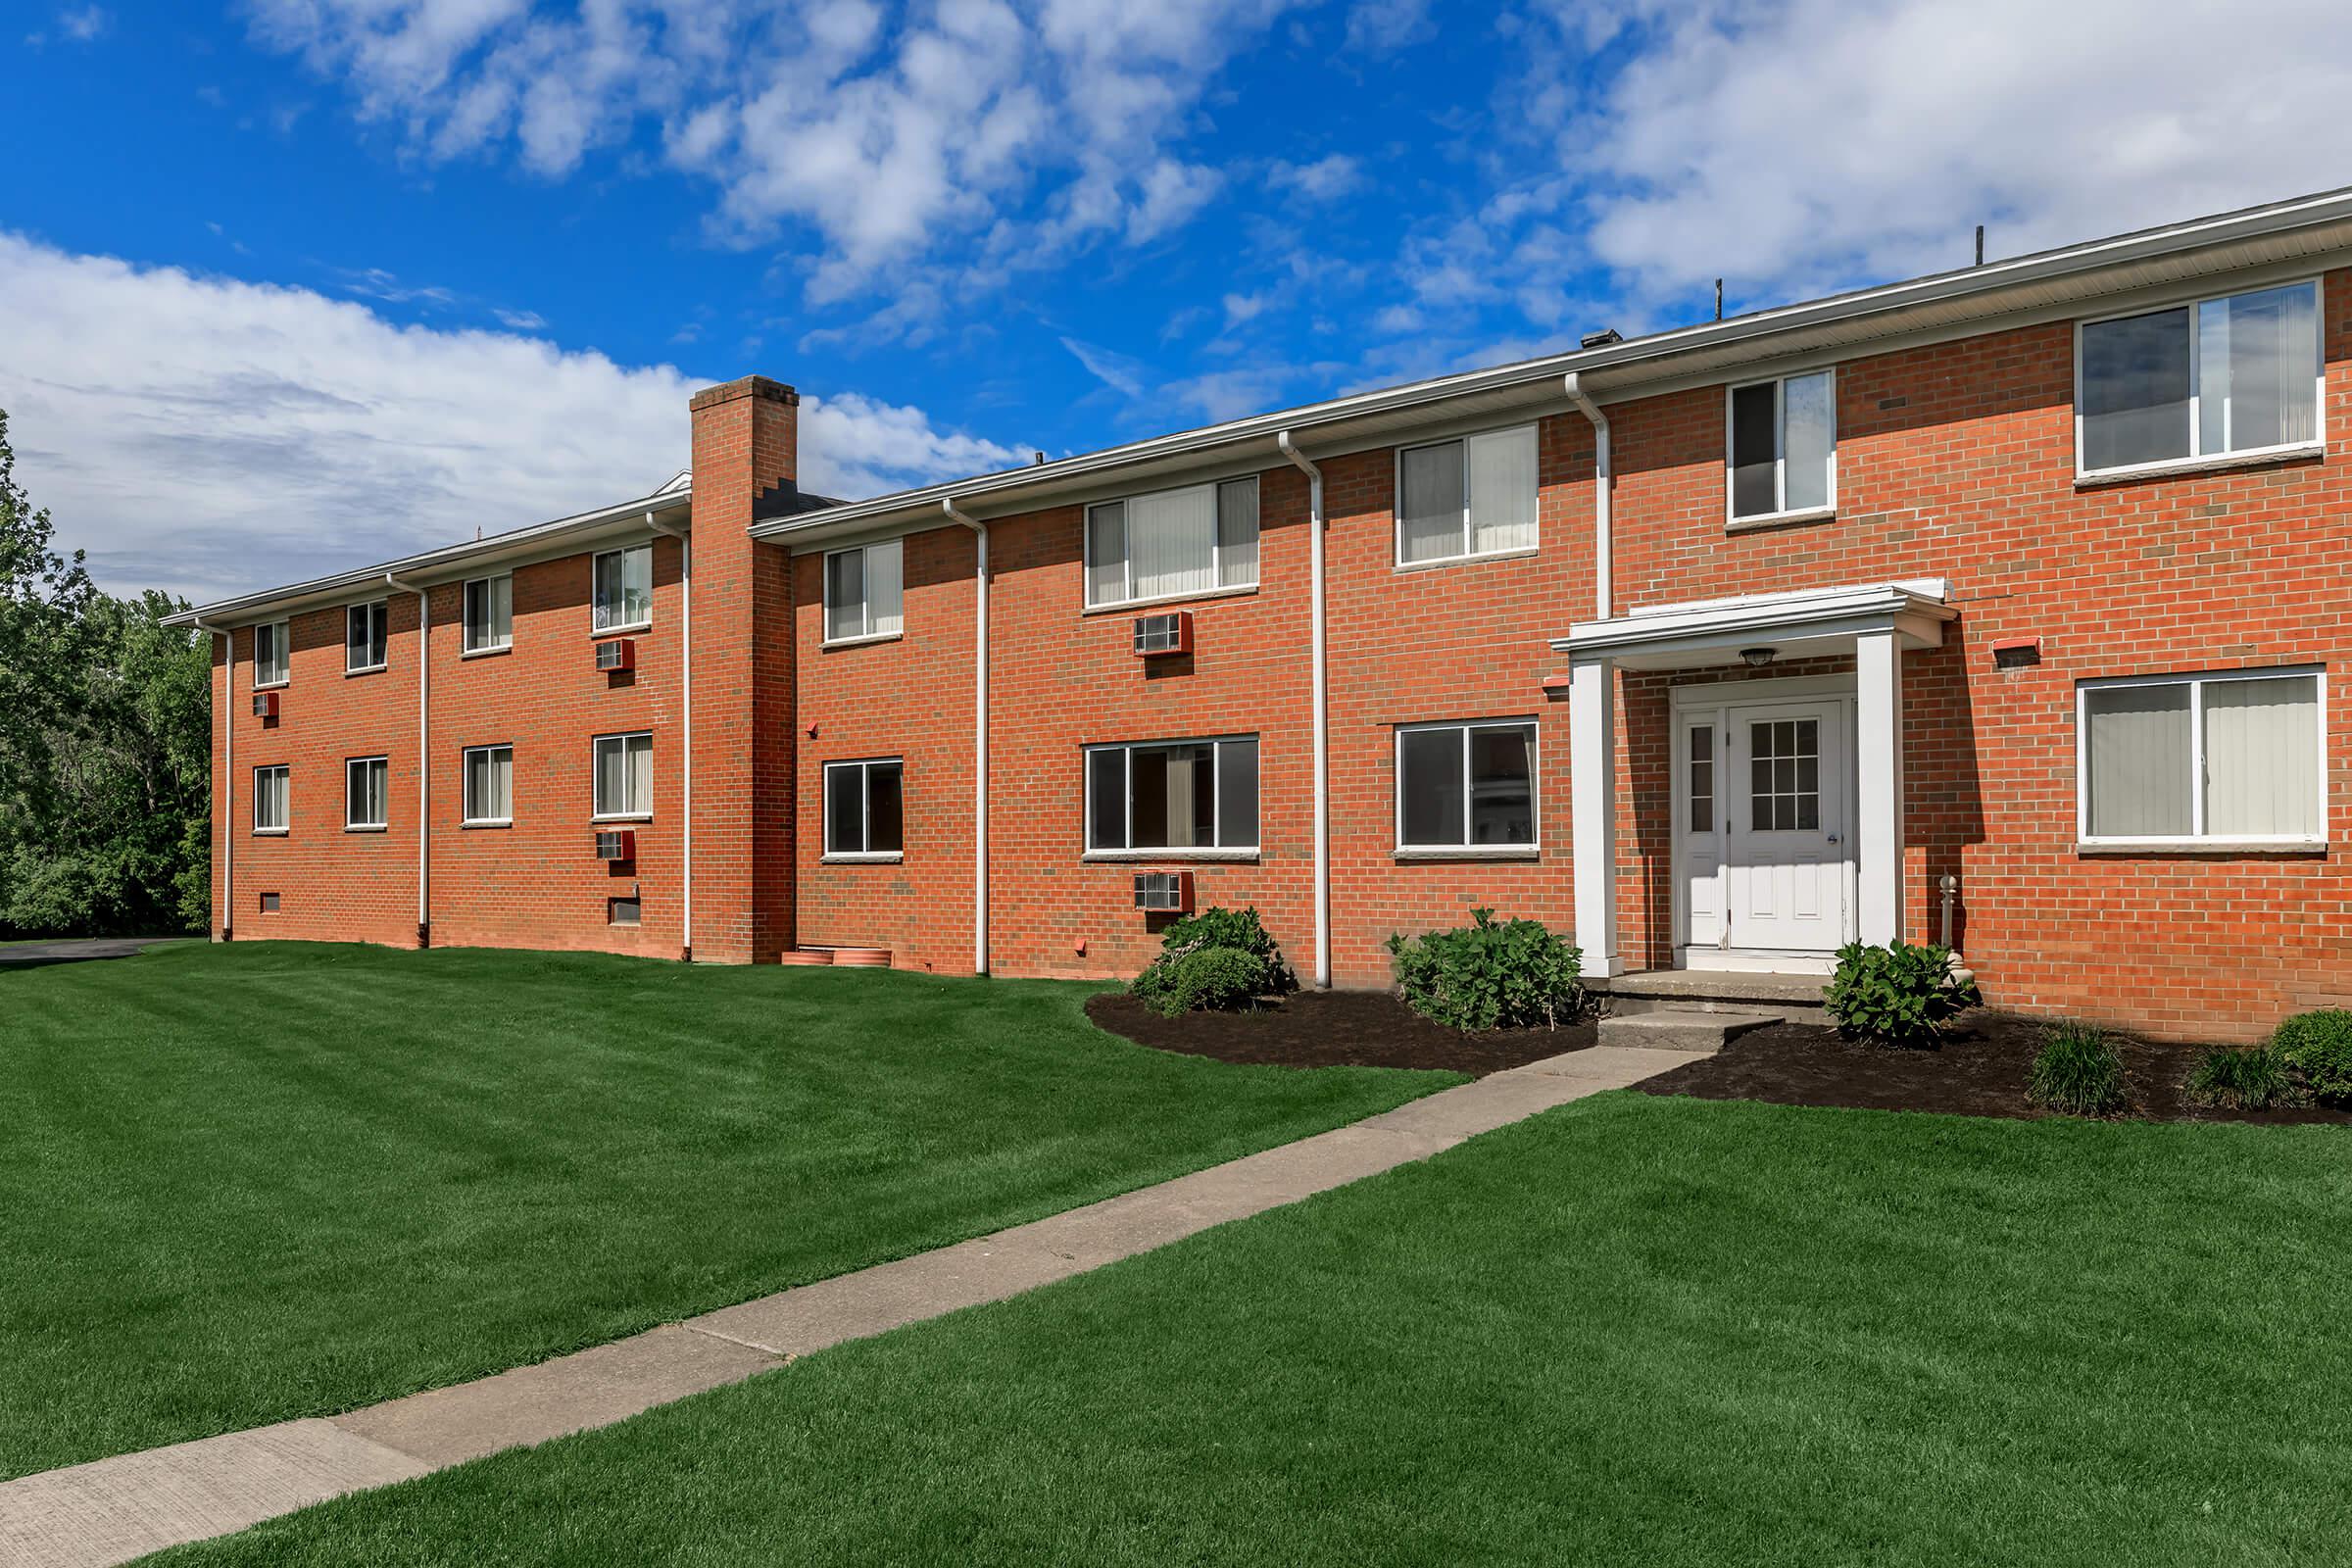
left=1596, top=1008, right=1780, bottom=1054
left=1591, top=968, right=1829, bottom=1025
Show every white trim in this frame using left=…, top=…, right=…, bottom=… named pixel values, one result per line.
left=1082, top=734, right=1260, bottom=855
left=821, top=852, right=906, bottom=864
left=460, top=743, right=514, bottom=827
left=819, top=631, right=905, bottom=650
left=250, top=763, right=289, bottom=835
left=344, top=755, right=389, bottom=831
left=821, top=756, right=905, bottom=858
left=1724, top=368, right=1837, bottom=525
left=2074, top=665, right=2328, bottom=848
left=2073, top=275, right=2326, bottom=480
left=1392, top=422, right=1540, bottom=568
left=1568, top=660, right=1620, bottom=977
left=1392, top=547, right=1540, bottom=575
left=590, top=813, right=653, bottom=824
left=1077, top=582, right=1257, bottom=617
left=591, top=730, right=655, bottom=820
left=1080, top=849, right=1260, bottom=863
left=588, top=622, right=653, bottom=639
left=461, top=573, right=514, bottom=656
left=1392, top=717, right=1540, bottom=853
left=2072, top=443, right=2325, bottom=488
left=1082, top=474, right=1261, bottom=611
left=1724, top=506, right=1838, bottom=534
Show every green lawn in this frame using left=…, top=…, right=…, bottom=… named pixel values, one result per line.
left=0, top=942, right=1451, bottom=1479
left=164, top=1092, right=2352, bottom=1567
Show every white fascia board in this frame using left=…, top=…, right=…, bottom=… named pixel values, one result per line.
left=1555, top=581, right=1957, bottom=659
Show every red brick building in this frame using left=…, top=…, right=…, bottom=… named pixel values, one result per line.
left=172, top=191, right=2352, bottom=1040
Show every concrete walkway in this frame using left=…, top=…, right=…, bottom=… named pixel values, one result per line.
left=0, top=1045, right=1689, bottom=1568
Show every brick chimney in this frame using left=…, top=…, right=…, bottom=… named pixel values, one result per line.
left=688, top=375, right=800, bottom=962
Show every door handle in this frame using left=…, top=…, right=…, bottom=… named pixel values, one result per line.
left=1827, top=833, right=1840, bottom=845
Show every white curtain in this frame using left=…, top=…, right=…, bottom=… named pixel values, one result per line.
left=1216, top=478, right=1259, bottom=588
left=1086, top=503, right=1127, bottom=607
left=2200, top=284, right=2318, bottom=455
left=1467, top=427, right=1538, bottom=556
left=866, top=540, right=904, bottom=635
left=1782, top=371, right=1835, bottom=511
left=2086, top=684, right=2191, bottom=836
left=625, top=735, right=652, bottom=815
left=1130, top=485, right=1216, bottom=602
left=2205, top=676, right=2320, bottom=837
left=1399, top=442, right=1464, bottom=564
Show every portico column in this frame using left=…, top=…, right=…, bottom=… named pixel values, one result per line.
left=1569, top=656, right=1622, bottom=978
left=1855, top=629, right=1905, bottom=946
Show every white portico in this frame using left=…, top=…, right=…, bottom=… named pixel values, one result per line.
left=1554, top=580, right=1958, bottom=979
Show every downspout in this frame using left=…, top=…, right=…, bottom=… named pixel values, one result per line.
left=646, top=512, right=694, bottom=962
left=385, top=572, right=430, bottom=947
left=192, top=619, right=233, bottom=941
left=1562, top=373, right=1611, bottom=619
left=1276, top=430, right=1330, bottom=990
left=943, top=501, right=990, bottom=976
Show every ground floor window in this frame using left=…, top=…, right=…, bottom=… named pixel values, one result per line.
left=1086, top=736, right=1258, bottom=852
left=592, top=733, right=653, bottom=820
left=252, top=764, right=288, bottom=834
left=345, top=757, right=388, bottom=830
left=1396, top=719, right=1536, bottom=849
left=824, top=759, right=905, bottom=856
left=463, top=745, right=513, bottom=825
left=2080, top=667, right=2324, bottom=844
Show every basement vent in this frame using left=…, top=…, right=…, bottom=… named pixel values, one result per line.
left=608, top=896, right=642, bottom=926
left=258, top=892, right=280, bottom=913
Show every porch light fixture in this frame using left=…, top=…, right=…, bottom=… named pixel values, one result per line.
left=1740, top=646, right=1778, bottom=668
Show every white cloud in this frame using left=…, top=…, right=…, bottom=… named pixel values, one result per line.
left=1341, top=0, right=1429, bottom=53
left=57, top=5, right=110, bottom=42
left=1267, top=152, right=1363, bottom=204
left=1058, top=334, right=1150, bottom=398
left=0, top=235, right=1015, bottom=602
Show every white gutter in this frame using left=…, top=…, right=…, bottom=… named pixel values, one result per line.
left=943, top=500, right=990, bottom=976
left=646, top=511, right=694, bottom=962
left=1562, top=374, right=1611, bottom=619
left=192, top=619, right=233, bottom=941
left=385, top=572, right=430, bottom=946
left=1276, top=430, right=1330, bottom=990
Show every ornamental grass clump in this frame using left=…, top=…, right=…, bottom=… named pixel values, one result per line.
left=1385, top=907, right=1584, bottom=1032
left=2184, top=1044, right=2302, bottom=1110
left=2271, top=1008, right=2352, bottom=1104
left=1823, top=941, right=1982, bottom=1049
left=2027, top=1022, right=2129, bottom=1116
left=1129, top=906, right=1295, bottom=1018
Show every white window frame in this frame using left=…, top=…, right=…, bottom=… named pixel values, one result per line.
left=821, top=539, right=905, bottom=646
left=591, top=545, right=654, bottom=635
left=346, top=601, right=388, bottom=674
left=1724, top=369, right=1838, bottom=525
left=253, top=620, right=291, bottom=689
left=345, top=756, right=388, bottom=831
left=821, top=757, right=906, bottom=860
left=2074, top=277, right=2327, bottom=481
left=462, top=574, right=514, bottom=656
left=591, top=731, right=654, bottom=822
left=1394, top=718, right=1541, bottom=853
left=462, top=744, right=514, bottom=826
left=1393, top=422, right=1541, bottom=568
left=251, top=764, right=289, bottom=836
left=1082, top=735, right=1260, bottom=857
left=1082, top=473, right=1261, bottom=611
left=2075, top=666, right=2328, bottom=849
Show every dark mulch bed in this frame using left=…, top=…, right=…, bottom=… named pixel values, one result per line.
left=1086, top=989, right=1593, bottom=1076
left=1636, top=1010, right=2352, bottom=1126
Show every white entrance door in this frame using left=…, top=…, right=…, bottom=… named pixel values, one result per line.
left=1678, top=695, right=1853, bottom=961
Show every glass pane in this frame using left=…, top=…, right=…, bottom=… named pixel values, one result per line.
left=866, top=541, right=904, bottom=636
left=1216, top=478, right=1259, bottom=588
left=2205, top=676, right=2320, bottom=837
left=1399, top=727, right=1466, bottom=847
left=1129, top=744, right=1209, bottom=849
left=465, top=751, right=485, bottom=818
left=464, top=581, right=485, bottom=649
left=1783, top=371, right=1833, bottom=512
left=2084, top=684, right=2192, bottom=836
left=1085, top=503, right=1126, bottom=607
left=490, top=576, right=512, bottom=644
left=1730, top=382, right=1778, bottom=516
left=1466, top=426, right=1538, bottom=555
left=825, top=764, right=864, bottom=854
left=1086, top=748, right=1125, bottom=850
left=1689, top=728, right=1713, bottom=835
left=592, top=554, right=618, bottom=630
left=596, top=740, right=622, bottom=816
left=2200, top=284, right=2318, bottom=455
left=1468, top=724, right=1534, bottom=845
left=1398, top=443, right=1465, bottom=564
left=2082, top=308, right=2191, bottom=470
left=627, top=735, right=652, bottom=815
left=825, top=550, right=864, bottom=641
left=1129, top=486, right=1216, bottom=602
left=1216, top=739, right=1258, bottom=848
left=489, top=749, right=512, bottom=818
left=623, top=547, right=653, bottom=625
left=867, top=762, right=904, bottom=853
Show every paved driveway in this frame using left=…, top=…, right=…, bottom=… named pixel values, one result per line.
left=0, top=937, right=192, bottom=969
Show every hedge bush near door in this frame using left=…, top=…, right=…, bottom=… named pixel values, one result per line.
left=1387, top=908, right=1583, bottom=1031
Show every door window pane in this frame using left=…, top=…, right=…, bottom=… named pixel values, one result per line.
left=1689, top=727, right=1714, bottom=834
left=2082, top=307, right=2191, bottom=470
left=2204, top=675, right=2320, bottom=838
left=1398, top=441, right=1465, bottom=564
left=1399, top=727, right=1467, bottom=847
left=1729, top=382, right=1778, bottom=517
left=2083, top=684, right=2192, bottom=837
left=1747, top=719, right=1820, bottom=833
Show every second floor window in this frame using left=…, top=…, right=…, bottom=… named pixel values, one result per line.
left=252, top=765, right=288, bottom=834
left=1086, top=476, right=1258, bottom=608
left=254, top=620, right=290, bottom=687
left=1086, top=736, right=1258, bottom=852
left=2079, top=280, right=2321, bottom=475
left=347, top=601, right=388, bottom=672
left=593, top=732, right=653, bottom=819
left=1728, top=371, right=1835, bottom=521
left=1397, top=425, right=1539, bottom=565
left=463, top=575, right=513, bottom=653
left=592, top=545, right=653, bottom=633
left=346, top=757, right=388, bottom=830
left=824, top=539, right=905, bottom=642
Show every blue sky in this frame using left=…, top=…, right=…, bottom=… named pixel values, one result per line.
left=8, top=0, right=2351, bottom=601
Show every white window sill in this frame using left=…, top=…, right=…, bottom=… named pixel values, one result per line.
left=461, top=645, right=513, bottom=661
left=252, top=680, right=289, bottom=692
left=821, top=852, right=905, bottom=863
left=1393, top=546, right=1539, bottom=574
left=345, top=663, right=387, bottom=677
left=2075, top=443, right=2324, bottom=489
left=462, top=819, right=513, bottom=830
left=1393, top=846, right=1542, bottom=861
left=591, top=813, right=653, bottom=824
left=1082, top=583, right=1258, bottom=616
left=590, top=623, right=653, bottom=639
left=251, top=828, right=288, bottom=838
left=820, top=631, right=904, bottom=651
left=345, top=824, right=387, bottom=834
left=2076, top=838, right=2327, bottom=856
left=1726, top=507, right=1836, bottom=534
left=1082, top=848, right=1259, bottom=862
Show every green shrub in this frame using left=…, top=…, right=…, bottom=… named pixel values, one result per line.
left=1385, top=907, right=1583, bottom=1032
left=1823, top=941, right=1982, bottom=1048
left=1129, top=906, right=1294, bottom=1016
left=2027, top=1023, right=2129, bottom=1116
left=2184, top=1045, right=2301, bottom=1110
left=2272, top=1008, right=2352, bottom=1103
